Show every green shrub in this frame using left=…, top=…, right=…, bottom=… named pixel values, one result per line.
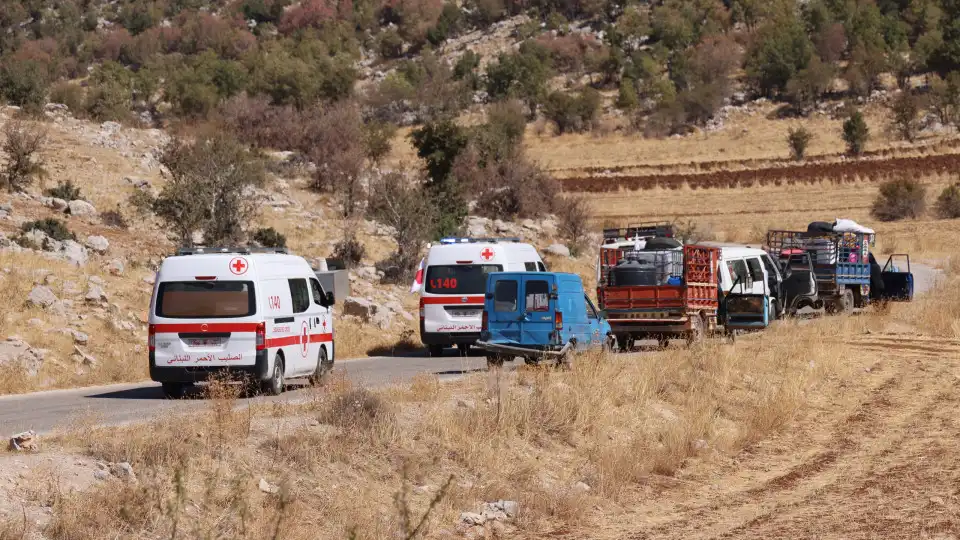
left=485, top=50, right=551, bottom=112
left=252, top=226, right=287, bottom=248
left=890, top=91, right=923, bottom=142
left=617, top=77, right=640, bottom=111
left=786, top=127, right=813, bottom=161
left=935, top=183, right=960, bottom=219
left=49, top=81, right=86, bottom=113
left=379, top=29, right=404, bottom=59
left=101, top=208, right=129, bottom=230
left=745, top=16, right=813, bottom=97
left=333, top=233, right=366, bottom=268
left=543, top=88, right=601, bottom=134
left=0, top=57, right=50, bottom=112
left=45, top=180, right=82, bottom=201
left=842, top=109, right=870, bottom=156
left=21, top=218, right=76, bottom=242
left=871, top=178, right=926, bottom=222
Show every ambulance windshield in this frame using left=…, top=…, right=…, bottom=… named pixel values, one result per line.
left=424, top=265, right=502, bottom=294
left=156, top=281, right=256, bottom=318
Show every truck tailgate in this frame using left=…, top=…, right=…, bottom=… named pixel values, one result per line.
left=602, top=285, right=685, bottom=309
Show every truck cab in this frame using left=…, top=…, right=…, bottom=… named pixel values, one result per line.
left=477, top=272, right=612, bottom=367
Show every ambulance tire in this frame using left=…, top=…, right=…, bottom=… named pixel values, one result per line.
left=161, top=382, right=185, bottom=400
left=262, top=354, right=285, bottom=396
left=309, top=347, right=330, bottom=386
left=428, top=345, right=445, bottom=358
left=457, top=343, right=471, bottom=356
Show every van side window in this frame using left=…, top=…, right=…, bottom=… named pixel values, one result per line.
left=585, top=295, right=599, bottom=319
left=493, top=280, right=518, bottom=312
left=525, top=280, right=550, bottom=312
left=309, top=278, right=326, bottom=307
left=730, top=260, right=751, bottom=288
left=525, top=262, right=537, bottom=271
left=288, top=279, right=310, bottom=313
left=746, top=258, right=764, bottom=282
left=537, top=262, right=547, bottom=272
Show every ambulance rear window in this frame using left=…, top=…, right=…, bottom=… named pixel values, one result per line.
left=425, top=265, right=502, bottom=294
left=156, top=281, right=256, bottom=318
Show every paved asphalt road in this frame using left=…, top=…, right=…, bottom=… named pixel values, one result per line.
left=0, top=263, right=941, bottom=436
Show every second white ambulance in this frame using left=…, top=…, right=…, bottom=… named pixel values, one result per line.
left=416, top=237, right=546, bottom=357
left=149, top=247, right=335, bottom=398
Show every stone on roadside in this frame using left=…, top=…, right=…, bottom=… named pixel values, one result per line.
left=61, top=241, right=89, bottom=267
left=27, top=286, right=59, bottom=309
left=0, top=339, right=44, bottom=377
left=73, top=346, right=97, bottom=366
left=8, top=430, right=37, bottom=452
left=342, top=297, right=377, bottom=322
left=67, top=200, right=97, bottom=217
left=259, top=478, right=279, bottom=494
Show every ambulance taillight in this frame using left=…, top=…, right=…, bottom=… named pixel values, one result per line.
left=419, top=297, right=425, bottom=320
left=148, top=324, right=156, bottom=352
left=481, top=310, right=488, bottom=332
left=256, top=322, right=266, bottom=351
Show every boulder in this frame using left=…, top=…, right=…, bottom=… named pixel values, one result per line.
left=342, top=297, right=377, bottom=322
left=43, top=197, right=68, bottom=211
left=0, top=339, right=44, bottom=376
left=85, top=235, right=110, bottom=254
left=67, top=200, right=97, bottom=217
left=545, top=244, right=571, bottom=257
left=106, top=259, right=125, bottom=276
left=27, top=286, right=59, bottom=309
left=109, top=462, right=137, bottom=483
left=259, top=478, right=280, bottom=494
left=9, top=430, right=38, bottom=452
left=85, top=283, right=108, bottom=304
left=73, top=346, right=97, bottom=366
left=61, top=241, right=89, bottom=267
left=541, top=219, right=558, bottom=236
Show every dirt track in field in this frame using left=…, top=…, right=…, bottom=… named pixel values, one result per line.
left=558, top=149, right=960, bottom=192
left=610, top=330, right=960, bottom=540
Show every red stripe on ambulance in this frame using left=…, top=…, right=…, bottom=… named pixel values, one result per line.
left=420, top=296, right=485, bottom=305
left=153, top=323, right=261, bottom=333
left=265, top=333, right=333, bottom=348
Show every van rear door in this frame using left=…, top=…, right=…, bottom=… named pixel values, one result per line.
left=520, top=274, right=556, bottom=346
left=152, top=280, right=259, bottom=368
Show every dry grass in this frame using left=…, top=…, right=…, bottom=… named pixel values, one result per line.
left=33, top=304, right=898, bottom=538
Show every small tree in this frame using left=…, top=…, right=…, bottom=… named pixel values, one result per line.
left=45, top=180, right=82, bottom=201
left=935, top=183, right=960, bottom=219
left=787, top=127, right=813, bottom=161
left=410, top=119, right=469, bottom=237
left=154, top=134, right=265, bottom=246
left=333, top=229, right=366, bottom=268
left=556, top=195, right=591, bottom=256
left=617, top=77, right=640, bottom=111
left=1, top=120, right=48, bottom=192
left=871, top=177, right=926, bottom=222
left=252, top=227, right=287, bottom=248
left=368, top=172, right=437, bottom=282
left=890, top=91, right=923, bottom=142
left=302, top=102, right=367, bottom=218
left=842, top=109, right=870, bottom=156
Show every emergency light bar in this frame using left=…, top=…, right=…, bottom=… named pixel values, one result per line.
left=438, top=237, right=522, bottom=244
left=176, top=246, right=290, bottom=256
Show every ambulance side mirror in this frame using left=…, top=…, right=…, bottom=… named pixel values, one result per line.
left=325, top=291, right=335, bottom=306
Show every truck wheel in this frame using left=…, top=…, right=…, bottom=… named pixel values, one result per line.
left=261, top=354, right=285, bottom=396
left=657, top=336, right=670, bottom=349
left=486, top=354, right=505, bottom=369
left=840, top=289, right=855, bottom=314
left=309, top=347, right=330, bottom=386
left=162, top=382, right=185, bottom=399
left=686, top=314, right=705, bottom=346
left=428, top=345, right=444, bottom=358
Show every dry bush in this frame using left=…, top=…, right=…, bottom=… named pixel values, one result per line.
left=1, top=120, right=47, bottom=192
left=935, top=183, right=960, bottom=219
left=368, top=172, right=436, bottom=283
left=218, top=95, right=302, bottom=150
left=890, top=91, right=924, bottom=142
left=556, top=195, right=591, bottom=255
left=319, top=387, right=395, bottom=432
left=302, top=101, right=367, bottom=217
left=474, top=155, right=559, bottom=219
left=871, top=177, right=926, bottom=222
left=787, top=126, right=813, bottom=161
left=332, top=229, right=366, bottom=268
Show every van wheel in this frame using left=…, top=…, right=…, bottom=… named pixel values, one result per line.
left=261, top=354, right=285, bottom=396
left=602, top=334, right=618, bottom=354
left=686, top=314, right=705, bottom=346
left=428, top=345, right=444, bottom=358
left=309, top=347, right=330, bottom=386
left=161, top=382, right=185, bottom=399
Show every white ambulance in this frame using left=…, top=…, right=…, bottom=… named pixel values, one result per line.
left=415, top=237, right=546, bottom=357
left=148, top=247, right=335, bottom=398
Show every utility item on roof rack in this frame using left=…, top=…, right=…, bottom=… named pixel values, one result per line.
left=175, top=246, right=290, bottom=256
left=602, top=222, right=674, bottom=242
left=437, top=237, right=522, bottom=244
left=643, top=237, right=682, bottom=250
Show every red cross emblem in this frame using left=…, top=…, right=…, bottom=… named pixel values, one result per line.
left=480, top=247, right=494, bottom=261
left=321, top=319, right=327, bottom=330
left=229, top=257, right=248, bottom=275
left=300, top=322, right=309, bottom=357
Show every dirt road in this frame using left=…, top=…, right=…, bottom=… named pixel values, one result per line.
left=618, top=331, right=960, bottom=539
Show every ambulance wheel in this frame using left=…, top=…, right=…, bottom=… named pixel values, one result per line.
left=161, top=382, right=185, bottom=399
left=457, top=343, right=471, bottom=356
left=309, top=347, right=330, bottom=386
left=261, top=354, right=285, bottom=396
left=428, top=345, right=444, bottom=357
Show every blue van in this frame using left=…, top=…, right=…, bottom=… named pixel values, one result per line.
left=476, top=272, right=613, bottom=367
